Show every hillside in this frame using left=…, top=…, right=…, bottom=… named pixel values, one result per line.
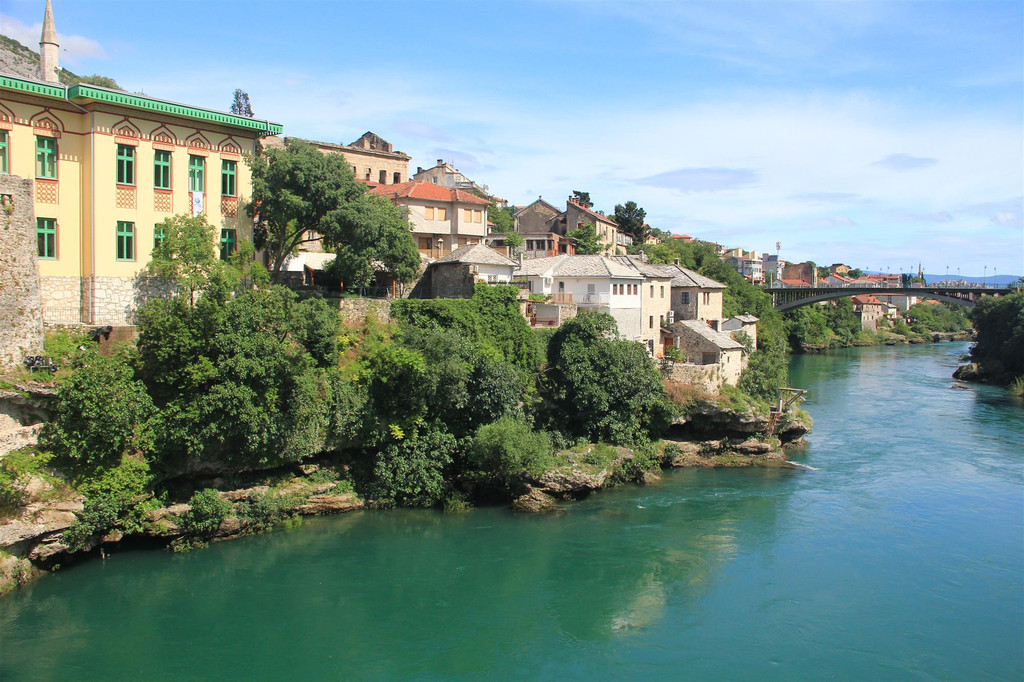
left=0, top=33, right=119, bottom=89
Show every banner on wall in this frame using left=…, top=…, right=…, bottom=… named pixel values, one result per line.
left=191, top=191, right=203, bottom=217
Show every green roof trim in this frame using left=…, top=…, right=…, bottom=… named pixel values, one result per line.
left=0, top=74, right=66, bottom=100
left=67, top=84, right=283, bottom=134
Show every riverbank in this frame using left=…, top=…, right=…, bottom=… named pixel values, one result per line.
left=0, top=379, right=809, bottom=596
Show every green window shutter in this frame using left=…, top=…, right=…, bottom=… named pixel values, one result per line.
left=116, top=221, right=135, bottom=261
left=35, top=136, right=56, bottom=179
left=154, top=150, right=171, bottom=189
left=116, top=144, right=135, bottom=185
left=188, top=155, right=204, bottom=193
left=36, top=218, right=57, bottom=259
left=221, top=160, right=237, bottom=197
left=220, top=228, right=236, bottom=261
left=0, top=131, right=8, bottom=174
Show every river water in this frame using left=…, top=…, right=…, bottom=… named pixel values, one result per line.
left=1, top=342, right=1021, bottom=680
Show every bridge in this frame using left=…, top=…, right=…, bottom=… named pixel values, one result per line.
left=768, top=284, right=1014, bottom=312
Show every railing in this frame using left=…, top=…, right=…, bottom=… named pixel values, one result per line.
left=578, top=293, right=610, bottom=305
left=550, top=292, right=573, bottom=305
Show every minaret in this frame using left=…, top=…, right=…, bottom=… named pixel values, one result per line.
left=38, top=0, right=59, bottom=83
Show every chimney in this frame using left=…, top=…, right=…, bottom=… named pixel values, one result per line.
left=437, top=159, right=444, bottom=167
left=39, top=0, right=59, bottom=83
left=518, top=252, right=524, bottom=268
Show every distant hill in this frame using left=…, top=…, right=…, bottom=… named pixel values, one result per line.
left=0, top=33, right=119, bottom=89
left=923, top=274, right=1021, bottom=286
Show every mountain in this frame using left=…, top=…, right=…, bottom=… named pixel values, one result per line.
left=0, top=33, right=119, bottom=89
left=922, top=274, right=1021, bottom=286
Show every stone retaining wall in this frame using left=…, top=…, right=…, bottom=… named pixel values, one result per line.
left=338, top=298, right=392, bottom=325
left=0, top=175, right=43, bottom=366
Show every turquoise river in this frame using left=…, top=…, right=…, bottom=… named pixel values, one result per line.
left=1, top=342, right=1022, bottom=680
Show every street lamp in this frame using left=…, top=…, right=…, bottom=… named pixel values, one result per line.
left=437, top=237, right=444, bottom=257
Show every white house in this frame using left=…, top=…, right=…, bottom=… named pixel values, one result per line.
left=514, top=255, right=644, bottom=341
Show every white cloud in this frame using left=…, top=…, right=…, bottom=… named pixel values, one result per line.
left=0, top=14, right=106, bottom=65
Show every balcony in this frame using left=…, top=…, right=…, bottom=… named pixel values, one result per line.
left=577, top=292, right=610, bottom=306
left=550, top=292, right=573, bottom=305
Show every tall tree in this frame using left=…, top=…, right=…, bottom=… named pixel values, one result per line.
left=248, top=139, right=419, bottom=285
left=566, top=223, right=601, bottom=255
left=571, top=190, right=591, bottom=207
left=230, top=89, right=254, bottom=117
left=613, top=200, right=648, bottom=243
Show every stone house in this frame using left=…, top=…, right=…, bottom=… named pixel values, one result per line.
left=410, top=243, right=516, bottom=299
left=781, top=261, right=818, bottom=286
left=262, top=132, right=411, bottom=187
left=0, top=3, right=281, bottom=326
left=852, top=295, right=887, bottom=331
left=411, top=159, right=486, bottom=193
left=369, top=181, right=490, bottom=258
left=662, top=320, right=746, bottom=391
left=513, top=195, right=630, bottom=257
left=722, top=314, right=759, bottom=349
left=514, top=255, right=644, bottom=342
left=613, top=258, right=673, bottom=357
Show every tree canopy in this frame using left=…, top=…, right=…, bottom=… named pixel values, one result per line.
left=613, top=201, right=648, bottom=243
left=248, top=139, right=420, bottom=285
left=567, top=223, right=601, bottom=255
left=230, top=89, right=254, bottom=117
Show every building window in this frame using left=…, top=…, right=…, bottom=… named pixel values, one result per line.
left=681, top=292, right=690, bottom=305
left=221, top=160, right=237, bottom=197
left=116, top=144, right=135, bottom=185
left=464, top=209, right=472, bottom=221
left=116, top=221, right=135, bottom=261
left=437, top=207, right=447, bottom=220
left=188, top=155, right=205, bottom=193
left=0, top=131, right=8, bottom=174
left=660, top=285, right=665, bottom=298
left=474, top=209, right=483, bottom=223
left=36, top=218, right=57, bottom=259
left=393, top=172, right=401, bottom=183
left=154, top=224, right=166, bottom=250
left=649, top=316, right=654, bottom=329
left=220, top=228, right=236, bottom=261
left=154, top=150, right=171, bottom=189
left=379, top=170, right=387, bottom=184
left=650, top=285, right=654, bottom=297
left=425, top=206, right=435, bottom=220
left=35, top=136, right=57, bottom=179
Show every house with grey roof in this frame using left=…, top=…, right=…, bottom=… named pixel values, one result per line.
left=663, top=320, right=746, bottom=391
left=722, top=314, right=759, bottom=349
left=513, top=255, right=644, bottom=340
left=410, top=243, right=516, bottom=299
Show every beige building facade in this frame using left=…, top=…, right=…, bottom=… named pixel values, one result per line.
left=369, top=180, right=490, bottom=258
left=265, top=131, right=410, bottom=187
left=0, top=73, right=280, bottom=324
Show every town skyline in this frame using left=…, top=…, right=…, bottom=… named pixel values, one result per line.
left=1, top=0, right=1020, bottom=276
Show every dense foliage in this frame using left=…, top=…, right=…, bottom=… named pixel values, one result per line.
left=248, top=139, right=419, bottom=284
left=544, top=312, right=673, bottom=445
left=968, top=292, right=1024, bottom=385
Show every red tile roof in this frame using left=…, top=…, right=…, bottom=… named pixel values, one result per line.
left=368, top=181, right=490, bottom=205
left=780, top=279, right=810, bottom=287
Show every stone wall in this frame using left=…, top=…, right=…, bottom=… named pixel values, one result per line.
left=662, top=361, right=727, bottom=393
left=0, top=175, right=43, bottom=367
left=39, top=276, right=83, bottom=325
left=41, top=275, right=176, bottom=326
left=338, top=298, right=392, bottom=326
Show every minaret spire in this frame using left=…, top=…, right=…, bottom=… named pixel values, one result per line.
left=39, top=0, right=60, bottom=83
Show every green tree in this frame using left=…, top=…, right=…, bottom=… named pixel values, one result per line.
left=545, top=312, right=672, bottom=444
left=365, top=425, right=456, bottom=508
left=468, top=417, right=554, bottom=486
left=567, top=222, right=601, bottom=255
left=572, top=190, right=591, bottom=206
left=324, top=193, right=421, bottom=287
left=41, top=350, right=155, bottom=473
left=249, top=139, right=417, bottom=283
left=968, top=291, right=1024, bottom=384
left=613, top=200, right=648, bottom=243
left=488, top=202, right=515, bottom=233
left=230, top=89, right=254, bottom=117
left=504, top=231, right=525, bottom=256
left=148, top=214, right=221, bottom=303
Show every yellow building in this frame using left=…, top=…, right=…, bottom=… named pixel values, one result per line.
left=0, top=74, right=282, bottom=324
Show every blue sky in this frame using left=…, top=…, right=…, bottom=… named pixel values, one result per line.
left=2, top=0, right=1022, bottom=277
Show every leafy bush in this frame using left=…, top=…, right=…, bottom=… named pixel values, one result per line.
left=968, top=292, right=1024, bottom=385
left=545, top=312, right=673, bottom=445
left=0, top=450, right=52, bottom=519
left=63, top=455, right=153, bottom=550
left=42, top=350, right=155, bottom=473
left=610, top=442, right=661, bottom=484
left=467, top=417, right=554, bottom=483
left=180, top=489, right=231, bottom=538
left=738, top=346, right=787, bottom=402
left=365, top=425, right=456, bottom=508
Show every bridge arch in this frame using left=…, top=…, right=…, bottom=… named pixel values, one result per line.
left=769, top=287, right=1009, bottom=312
